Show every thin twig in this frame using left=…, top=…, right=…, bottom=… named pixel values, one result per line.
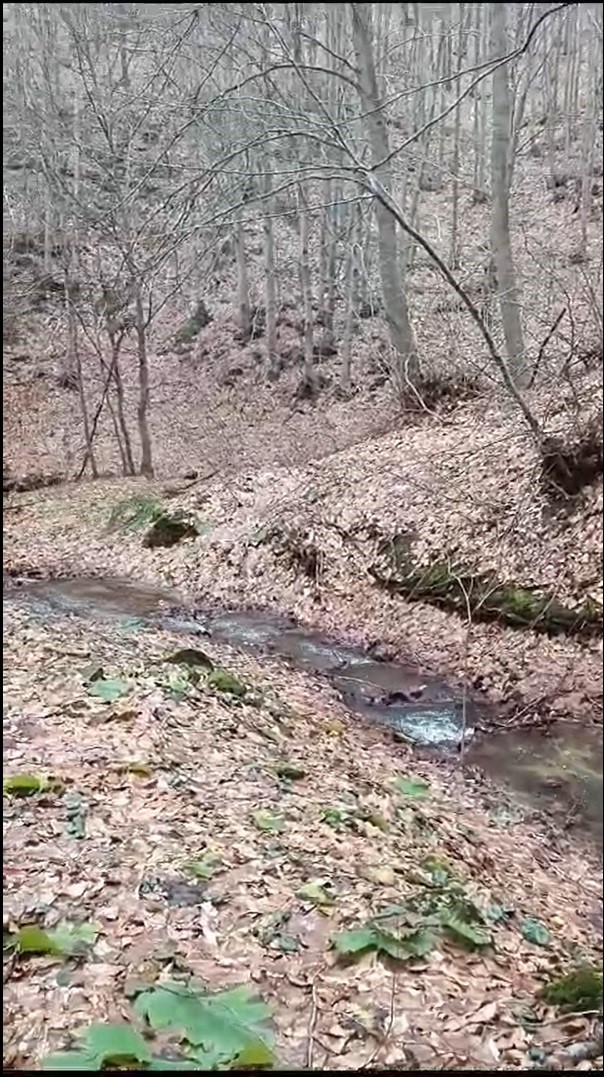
left=305, top=976, right=320, bottom=1070
left=361, top=974, right=397, bottom=1069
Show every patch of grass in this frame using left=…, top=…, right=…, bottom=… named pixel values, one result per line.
left=108, top=495, right=164, bottom=532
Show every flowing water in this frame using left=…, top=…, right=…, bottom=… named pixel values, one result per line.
left=3, top=574, right=602, bottom=843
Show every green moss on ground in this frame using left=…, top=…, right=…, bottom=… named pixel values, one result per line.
left=541, top=964, right=603, bottom=1012
left=370, top=533, right=602, bottom=639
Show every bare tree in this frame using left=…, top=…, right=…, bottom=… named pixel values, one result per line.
left=490, top=2, right=527, bottom=389
left=351, top=1, right=419, bottom=386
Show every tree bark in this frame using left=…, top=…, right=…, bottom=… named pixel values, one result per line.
left=490, top=2, right=527, bottom=389
left=351, top=1, right=419, bottom=386
left=134, top=287, right=154, bottom=477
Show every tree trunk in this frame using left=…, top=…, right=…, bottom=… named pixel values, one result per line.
left=341, top=201, right=360, bottom=391
left=297, top=181, right=315, bottom=389
left=450, top=3, right=464, bottom=269
left=109, top=334, right=136, bottom=475
left=134, top=287, right=154, bottom=477
left=351, top=1, right=419, bottom=386
left=490, top=2, right=527, bottom=389
left=262, top=169, right=279, bottom=379
left=235, top=211, right=252, bottom=340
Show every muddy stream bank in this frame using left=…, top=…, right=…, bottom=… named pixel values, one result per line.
left=3, top=574, right=602, bottom=845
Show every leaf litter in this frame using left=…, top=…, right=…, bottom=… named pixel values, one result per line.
left=3, top=598, right=602, bottom=1070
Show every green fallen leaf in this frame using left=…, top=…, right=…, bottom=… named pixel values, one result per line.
left=43, top=1022, right=151, bottom=1070
left=184, top=854, right=223, bottom=881
left=486, top=904, right=514, bottom=924
left=166, top=648, right=214, bottom=670
left=234, top=1039, right=276, bottom=1067
left=332, top=923, right=435, bottom=962
left=297, top=880, right=335, bottom=907
left=4, top=773, right=48, bottom=797
left=393, top=776, right=430, bottom=800
left=51, top=921, right=98, bottom=956
left=88, top=677, right=130, bottom=703
left=441, top=914, right=492, bottom=950
left=7, top=924, right=63, bottom=956
left=252, top=810, right=285, bottom=834
left=133, top=981, right=274, bottom=1065
left=521, top=918, right=551, bottom=947
left=7, top=920, right=98, bottom=958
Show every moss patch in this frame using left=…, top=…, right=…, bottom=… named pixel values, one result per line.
left=206, top=668, right=247, bottom=697
left=370, top=533, right=602, bottom=639
left=143, top=510, right=199, bottom=549
left=541, top=964, right=603, bottom=1012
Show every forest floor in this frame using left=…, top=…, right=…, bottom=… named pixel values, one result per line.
left=3, top=336, right=603, bottom=1073
left=3, top=588, right=603, bottom=1071
left=4, top=371, right=602, bottom=727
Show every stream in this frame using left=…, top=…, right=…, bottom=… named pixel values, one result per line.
left=3, top=574, right=602, bottom=845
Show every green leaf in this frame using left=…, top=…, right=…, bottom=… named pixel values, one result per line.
left=43, top=1023, right=152, bottom=1071
left=521, top=918, right=551, bottom=947
left=485, top=904, right=514, bottom=924
left=86, top=1023, right=151, bottom=1065
left=88, top=677, right=130, bottom=703
left=234, top=1039, right=276, bottom=1067
left=272, top=934, right=300, bottom=953
left=332, top=923, right=436, bottom=962
left=4, top=773, right=48, bottom=797
left=9, top=924, right=63, bottom=955
left=43, top=1050, right=100, bottom=1071
left=296, top=880, right=335, bottom=907
left=7, top=921, right=97, bottom=958
left=393, top=776, right=430, bottom=799
left=441, top=915, right=492, bottom=950
left=51, top=921, right=98, bottom=956
left=148, top=1059, right=202, bottom=1071
left=133, top=982, right=274, bottom=1065
left=331, top=927, right=377, bottom=956
left=166, top=648, right=214, bottom=670
left=252, top=810, right=285, bottom=834
left=183, top=854, right=223, bottom=881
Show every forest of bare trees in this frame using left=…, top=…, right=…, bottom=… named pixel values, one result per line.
left=3, top=2, right=603, bottom=484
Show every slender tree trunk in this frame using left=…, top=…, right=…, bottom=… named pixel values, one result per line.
left=490, top=2, right=527, bottom=389
left=262, top=170, right=279, bottom=379
left=450, top=3, right=464, bottom=269
left=341, top=202, right=360, bottom=391
left=351, top=1, right=419, bottom=386
left=297, top=181, right=315, bottom=389
left=235, top=210, right=252, bottom=340
left=134, top=287, right=154, bottom=476
left=66, top=281, right=97, bottom=478
left=108, top=334, right=135, bottom=475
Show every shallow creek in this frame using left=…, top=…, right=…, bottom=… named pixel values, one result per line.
left=3, top=575, right=602, bottom=844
